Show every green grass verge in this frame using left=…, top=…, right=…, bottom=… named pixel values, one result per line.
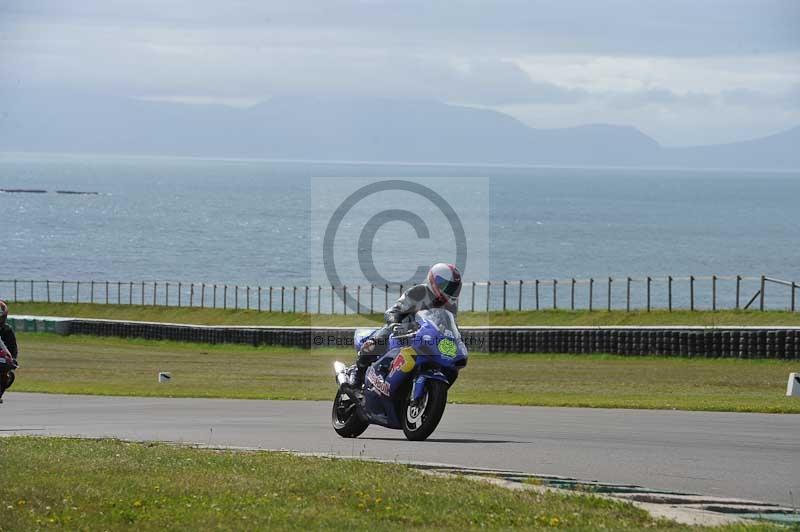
left=10, top=301, right=800, bottom=327
left=0, top=437, right=778, bottom=531
left=12, top=333, right=800, bottom=413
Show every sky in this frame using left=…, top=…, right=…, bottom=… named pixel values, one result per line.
left=1, top=0, right=798, bottom=146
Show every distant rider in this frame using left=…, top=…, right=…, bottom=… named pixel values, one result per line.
left=354, top=263, right=462, bottom=386
left=0, top=300, right=18, bottom=404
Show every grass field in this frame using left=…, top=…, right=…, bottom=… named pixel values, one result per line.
left=11, top=333, right=800, bottom=413
left=0, top=437, right=780, bottom=531
left=10, top=301, right=800, bottom=327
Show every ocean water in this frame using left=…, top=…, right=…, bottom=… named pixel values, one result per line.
left=2, top=153, right=799, bottom=310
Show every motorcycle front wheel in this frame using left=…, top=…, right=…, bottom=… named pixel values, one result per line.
left=331, top=388, right=369, bottom=438
left=402, top=380, right=448, bottom=441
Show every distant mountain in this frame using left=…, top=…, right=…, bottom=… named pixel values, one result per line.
left=0, top=89, right=797, bottom=169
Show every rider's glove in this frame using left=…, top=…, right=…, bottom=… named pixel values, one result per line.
left=361, top=339, right=376, bottom=353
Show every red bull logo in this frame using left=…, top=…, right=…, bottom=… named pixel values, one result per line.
left=389, top=347, right=416, bottom=376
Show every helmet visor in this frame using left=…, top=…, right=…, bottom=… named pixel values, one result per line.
left=434, top=275, right=461, bottom=298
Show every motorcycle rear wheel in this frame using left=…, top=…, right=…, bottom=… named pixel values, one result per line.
left=402, top=380, right=448, bottom=441
left=332, top=388, right=369, bottom=438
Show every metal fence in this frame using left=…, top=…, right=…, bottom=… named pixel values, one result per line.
left=0, top=275, right=797, bottom=314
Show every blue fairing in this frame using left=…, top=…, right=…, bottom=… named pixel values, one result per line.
left=358, top=309, right=467, bottom=429
left=353, top=327, right=379, bottom=352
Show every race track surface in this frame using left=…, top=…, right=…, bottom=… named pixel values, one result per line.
left=2, top=393, right=798, bottom=506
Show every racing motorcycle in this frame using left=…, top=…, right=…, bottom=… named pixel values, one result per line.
left=0, top=337, right=17, bottom=403
left=332, top=308, right=467, bottom=441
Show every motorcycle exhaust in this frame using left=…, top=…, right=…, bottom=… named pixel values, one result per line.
left=333, top=361, right=348, bottom=386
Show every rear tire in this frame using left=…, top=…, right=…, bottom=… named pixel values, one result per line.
left=332, top=388, right=369, bottom=438
left=402, top=380, right=448, bottom=441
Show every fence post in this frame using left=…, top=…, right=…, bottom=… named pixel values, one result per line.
left=76, top=281, right=81, bottom=303
left=62, top=280, right=66, bottom=303
left=553, top=279, right=558, bottom=310
left=224, top=285, right=228, bottom=309
left=247, top=286, right=251, bottom=310
left=471, top=281, right=476, bottom=312
left=399, top=284, right=403, bottom=298
left=90, top=280, right=95, bottom=303
left=46, top=280, right=50, bottom=303
left=502, top=280, right=507, bottom=311
left=356, top=286, right=361, bottom=314
left=258, top=286, right=262, bottom=312
left=236, top=285, right=240, bottom=309
left=153, top=282, right=157, bottom=306
left=759, top=275, right=765, bottom=311
left=270, top=286, right=275, bottom=312
left=690, top=276, right=695, bottom=311
left=518, top=280, right=523, bottom=311
left=792, top=282, right=796, bottom=312
left=343, top=286, right=347, bottom=315
left=178, top=282, right=182, bottom=307
left=128, top=282, right=132, bottom=305
left=712, top=275, right=717, bottom=311
left=165, top=282, right=169, bottom=306
left=30, top=279, right=34, bottom=302
left=305, top=286, right=309, bottom=313
left=213, top=284, right=217, bottom=308
left=370, top=284, right=374, bottom=313
left=626, top=277, right=631, bottom=312
left=385, top=284, right=389, bottom=311
left=117, top=281, right=122, bottom=305
left=589, top=278, right=594, bottom=311
left=292, top=286, right=296, bottom=313
left=486, top=281, right=490, bottom=312
left=668, top=276, right=673, bottom=312
left=13, top=279, right=17, bottom=302
left=140, top=282, right=144, bottom=305
left=281, top=286, right=285, bottom=313
left=535, top=279, right=540, bottom=310
left=105, top=281, right=109, bottom=305
left=607, top=277, right=612, bottom=311
left=201, top=284, right=206, bottom=308
left=318, top=286, right=322, bottom=314
left=190, top=284, right=194, bottom=307
left=646, top=277, right=651, bottom=312
left=570, top=278, right=575, bottom=310
left=331, top=286, right=334, bottom=314
left=735, top=275, right=741, bottom=309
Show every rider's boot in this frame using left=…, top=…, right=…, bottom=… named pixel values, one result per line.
left=353, top=355, right=370, bottom=387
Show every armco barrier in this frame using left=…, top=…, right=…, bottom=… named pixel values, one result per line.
left=8, top=315, right=799, bottom=359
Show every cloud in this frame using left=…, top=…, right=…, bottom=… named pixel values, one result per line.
left=2, top=0, right=799, bottom=56
left=604, top=88, right=714, bottom=109
left=439, top=60, right=587, bottom=105
left=721, top=85, right=800, bottom=109
left=1, top=0, right=798, bottom=145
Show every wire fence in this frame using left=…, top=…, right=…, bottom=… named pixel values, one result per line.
left=1, top=275, right=798, bottom=314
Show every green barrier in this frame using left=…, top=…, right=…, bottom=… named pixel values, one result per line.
left=7, top=316, right=69, bottom=334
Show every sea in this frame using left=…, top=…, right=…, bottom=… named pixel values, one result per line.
left=2, top=152, right=799, bottom=311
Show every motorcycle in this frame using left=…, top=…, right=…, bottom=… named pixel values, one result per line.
left=0, top=338, right=17, bottom=403
left=331, top=308, right=468, bottom=441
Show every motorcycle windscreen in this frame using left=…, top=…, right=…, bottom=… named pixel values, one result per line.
left=416, top=309, right=460, bottom=339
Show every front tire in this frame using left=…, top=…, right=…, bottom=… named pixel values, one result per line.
left=402, top=380, right=448, bottom=441
left=332, top=388, right=369, bottom=438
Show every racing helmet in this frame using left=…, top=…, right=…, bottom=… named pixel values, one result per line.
left=426, top=263, right=462, bottom=302
left=0, top=300, right=7, bottom=325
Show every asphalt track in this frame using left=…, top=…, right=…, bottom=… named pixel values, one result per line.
left=2, top=393, right=798, bottom=506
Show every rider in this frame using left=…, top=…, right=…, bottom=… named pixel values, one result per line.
left=354, top=263, right=462, bottom=386
left=0, top=300, right=18, bottom=404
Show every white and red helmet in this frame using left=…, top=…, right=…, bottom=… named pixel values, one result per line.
left=426, top=263, right=462, bottom=302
